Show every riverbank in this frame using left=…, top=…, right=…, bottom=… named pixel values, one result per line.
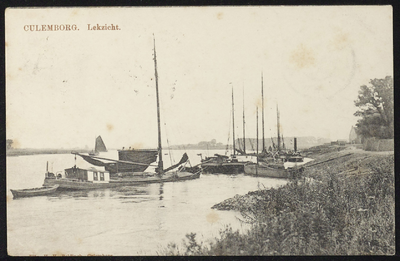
left=160, top=145, right=395, bottom=255
left=6, top=148, right=90, bottom=157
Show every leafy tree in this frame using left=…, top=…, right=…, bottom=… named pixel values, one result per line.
left=354, top=76, right=393, bottom=140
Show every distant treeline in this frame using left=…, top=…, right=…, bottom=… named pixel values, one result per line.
left=6, top=148, right=90, bottom=157
left=168, top=137, right=331, bottom=150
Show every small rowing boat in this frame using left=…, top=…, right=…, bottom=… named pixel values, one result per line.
left=10, top=185, right=59, bottom=199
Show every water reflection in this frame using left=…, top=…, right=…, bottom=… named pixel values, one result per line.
left=10, top=195, right=48, bottom=201
left=7, top=150, right=288, bottom=256
left=92, top=190, right=106, bottom=198
left=48, top=189, right=116, bottom=200
left=159, top=183, right=164, bottom=201
left=47, top=189, right=90, bottom=200
left=44, top=185, right=161, bottom=205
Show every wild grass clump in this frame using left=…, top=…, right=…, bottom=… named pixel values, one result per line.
left=160, top=154, right=394, bottom=255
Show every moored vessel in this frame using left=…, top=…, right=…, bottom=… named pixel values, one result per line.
left=43, top=36, right=201, bottom=190
left=43, top=165, right=117, bottom=189
left=78, top=149, right=158, bottom=174
left=244, top=162, right=290, bottom=178
left=89, top=135, right=108, bottom=156
left=201, top=154, right=247, bottom=174
left=10, top=185, right=59, bottom=198
left=200, top=87, right=250, bottom=174
left=243, top=80, right=305, bottom=178
left=43, top=164, right=200, bottom=190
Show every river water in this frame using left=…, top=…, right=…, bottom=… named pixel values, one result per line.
left=7, top=149, right=287, bottom=256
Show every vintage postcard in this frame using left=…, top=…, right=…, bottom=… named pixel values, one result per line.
left=6, top=6, right=393, bottom=256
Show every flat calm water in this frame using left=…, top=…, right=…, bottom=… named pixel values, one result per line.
left=7, top=150, right=287, bottom=256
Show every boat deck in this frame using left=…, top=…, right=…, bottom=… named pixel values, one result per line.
left=43, top=170, right=200, bottom=190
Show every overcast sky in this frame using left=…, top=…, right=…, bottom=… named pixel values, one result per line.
left=6, top=6, right=393, bottom=149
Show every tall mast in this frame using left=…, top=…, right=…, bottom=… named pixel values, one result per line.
left=256, top=106, right=259, bottom=175
left=277, top=104, right=281, bottom=152
left=242, top=84, right=246, bottom=154
left=261, top=73, right=265, bottom=152
left=153, top=36, right=163, bottom=174
left=232, top=86, right=236, bottom=156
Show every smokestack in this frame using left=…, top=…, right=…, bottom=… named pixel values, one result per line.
left=294, top=137, right=297, bottom=152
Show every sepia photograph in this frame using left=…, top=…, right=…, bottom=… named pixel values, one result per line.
left=5, top=6, right=394, bottom=256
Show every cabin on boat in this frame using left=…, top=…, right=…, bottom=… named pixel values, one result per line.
left=64, top=166, right=110, bottom=183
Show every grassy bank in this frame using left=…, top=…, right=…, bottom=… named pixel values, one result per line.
left=160, top=149, right=395, bottom=255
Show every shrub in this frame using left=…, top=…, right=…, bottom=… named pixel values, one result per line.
left=160, top=154, right=394, bottom=255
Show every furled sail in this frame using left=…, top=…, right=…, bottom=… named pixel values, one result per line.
left=76, top=153, right=121, bottom=173
left=75, top=149, right=158, bottom=174
left=163, top=153, right=189, bottom=172
left=118, top=149, right=158, bottom=164
left=95, top=136, right=107, bottom=152
left=80, top=154, right=107, bottom=166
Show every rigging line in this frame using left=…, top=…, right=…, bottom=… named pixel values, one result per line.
left=159, top=101, right=175, bottom=165
left=238, top=138, right=242, bottom=151
left=269, top=128, right=275, bottom=150
left=242, top=82, right=246, bottom=154
left=231, top=86, right=236, bottom=156
left=226, top=107, right=232, bottom=156
left=163, top=121, right=175, bottom=165
left=249, top=138, right=255, bottom=152
left=187, top=159, right=192, bottom=168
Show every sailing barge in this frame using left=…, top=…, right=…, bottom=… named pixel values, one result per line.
left=81, top=149, right=158, bottom=174
left=201, top=87, right=250, bottom=174
left=89, top=135, right=108, bottom=156
left=43, top=37, right=201, bottom=190
left=43, top=165, right=199, bottom=190
left=201, top=154, right=247, bottom=174
left=244, top=75, right=304, bottom=179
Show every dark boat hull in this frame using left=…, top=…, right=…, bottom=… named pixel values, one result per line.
left=110, top=171, right=200, bottom=184
left=244, top=163, right=303, bottom=179
left=43, top=171, right=201, bottom=190
left=43, top=178, right=120, bottom=190
left=201, top=162, right=245, bottom=174
left=78, top=149, right=158, bottom=174
left=105, top=149, right=158, bottom=173
left=10, top=185, right=59, bottom=198
left=118, top=149, right=158, bottom=165
left=244, top=163, right=291, bottom=178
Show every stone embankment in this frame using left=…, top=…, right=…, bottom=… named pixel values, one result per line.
left=212, top=191, right=265, bottom=211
